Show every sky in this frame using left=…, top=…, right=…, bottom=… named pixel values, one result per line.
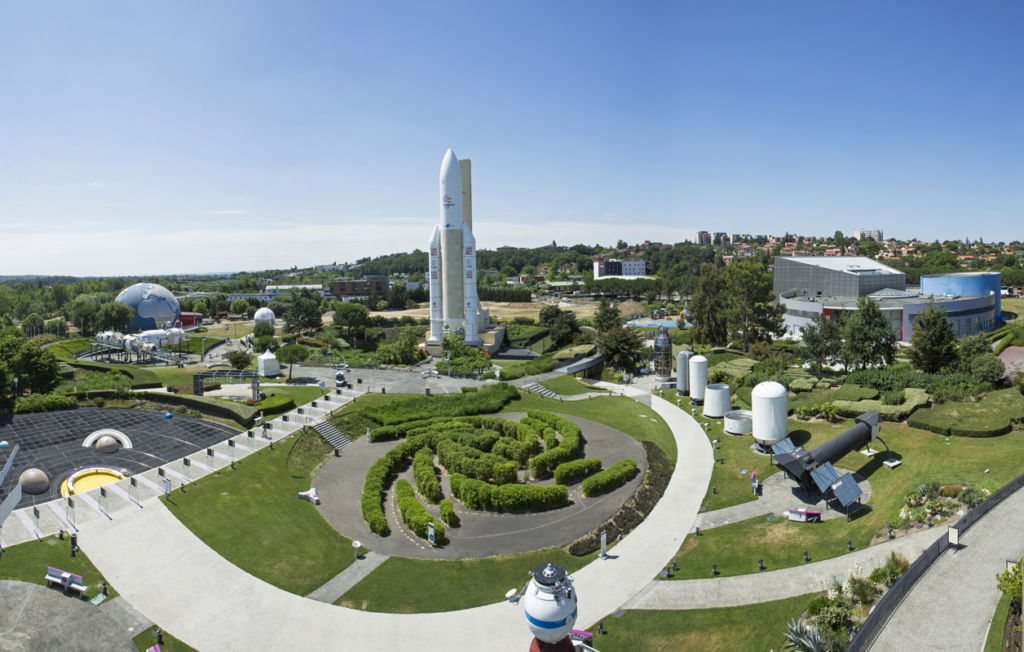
left=1, top=1, right=1021, bottom=276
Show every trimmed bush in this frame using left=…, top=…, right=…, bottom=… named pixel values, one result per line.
left=14, top=393, right=77, bottom=414
left=361, top=383, right=518, bottom=425
left=833, top=388, right=929, bottom=421
left=582, top=459, right=638, bottom=497
left=394, top=479, right=446, bottom=544
left=493, top=483, right=568, bottom=511
left=451, top=475, right=495, bottom=510
left=554, top=458, right=602, bottom=485
left=439, top=499, right=458, bottom=526
left=413, top=447, right=442, bottom=503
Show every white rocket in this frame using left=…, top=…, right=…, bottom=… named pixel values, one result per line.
left=427, top=148, right=481, bottom=345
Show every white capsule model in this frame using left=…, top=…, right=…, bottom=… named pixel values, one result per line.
left=689, top=354, right=708, bottom=402
left=427, top=225, right=443, bottom=343
left=676, top=350, right=693, bottom=394
left=522, top=563, right=577, bottom=645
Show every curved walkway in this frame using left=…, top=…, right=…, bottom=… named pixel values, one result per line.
left=869, top=486, right=1024, bottom=651
left=76, top=392, right=713, bottom=651
left=625, top=525, right=939, bottom=610
left=0, top=580, right=135, bottom=651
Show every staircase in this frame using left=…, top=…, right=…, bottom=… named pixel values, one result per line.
left=312, top=420, right=352, bottom=452
left=524, top=383, right=558, bottom=399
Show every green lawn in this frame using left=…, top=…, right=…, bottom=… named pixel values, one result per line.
left=0, top=535, right=117, bottom=599
left=667, top=418, right=1024, bottom=579
left=788, top=384, right=880, bottom=412
left=499, top=392, right=677, bottom=462
left=684, top=408, right=777, bottom=511
left=594, top=593, right=814, bottom=652
left=337, top=547, right=596, bottom=612
left=983, top=585, right=1015, bottom=652
left=149, top=366, right=211, bottom=389
left=262, top=384, right=325, bottom=407
left=539, top=375, right=604, bottom=396
left=908, top=388, right=1024, bottom=437
left=328, top=392, right=418, bottom=440
left=162, top=427, right=355, bottom=595
left=133, top=628, right=198, bottom=652
left=45, top=337, right=92, bottom=360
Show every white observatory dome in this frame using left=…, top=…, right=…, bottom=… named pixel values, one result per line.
left=703, top=383, right=732, bottom=418
left=522, top=563, right=577, bottom=644
left=752, top=381, right=788, bottom=446
left=688, top=355, right=708, bottom=402
left=253, top=307, right=276, bottom=326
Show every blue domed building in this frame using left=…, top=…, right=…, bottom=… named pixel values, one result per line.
left=115, top=283, right=181, bottom=331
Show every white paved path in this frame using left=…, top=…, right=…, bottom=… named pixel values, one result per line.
left=77, top=393, right=713, bottom=651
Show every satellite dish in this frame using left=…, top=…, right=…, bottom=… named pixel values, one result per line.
left=505, top=589, right=517, bottom=599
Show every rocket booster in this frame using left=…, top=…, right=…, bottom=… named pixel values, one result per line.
left=440, top=149, right=464, bottom=327
left=427, top=225, right=443, bottom=343
left=462, top=223, right=481, bottom=345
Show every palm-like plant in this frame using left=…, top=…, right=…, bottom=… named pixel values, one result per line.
left=784, top=618, right=825, bottom=652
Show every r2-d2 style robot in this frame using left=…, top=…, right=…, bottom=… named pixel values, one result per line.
left=522, top=563, right=578, bottom=651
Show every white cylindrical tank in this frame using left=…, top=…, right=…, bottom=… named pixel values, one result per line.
left=427, top=225, right=443, bottom=343
left=676, top=350, right=693, bottom=394
left=138, top=329, right=168, bottom=347
left=253, top=307, right=276, bottom=327
left=462, top=223, right=481, bottom=345
left=752, top=381, right=789, bottom=446
left=522, top=563, right=577, bottom=645
left=724, top=409, right=753, bottom=435
left=166, top=328, right=185, bottom=346
left=689, top=355, right=708, bottom=402
left=703, top=383, right=732, bottom=418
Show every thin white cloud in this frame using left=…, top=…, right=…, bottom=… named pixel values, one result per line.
left=200, top=209, right=249, bottom=215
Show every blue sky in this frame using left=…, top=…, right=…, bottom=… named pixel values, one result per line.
left=1, top=1, right=1021, bottom=275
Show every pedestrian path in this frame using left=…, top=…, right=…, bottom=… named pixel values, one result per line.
left=624, top=525, right=940, bottom=610
left=869, top=486, right=1024, bottom=651
left=74, top=389, right=713, bottom=651
left=305, top=551, right=389, bottom=604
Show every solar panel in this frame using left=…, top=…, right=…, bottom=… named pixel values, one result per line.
left=771, top=438, right=796, bottom=455
left=809, top=462, right=841, bottom=493
left=831, top=474, right=863, bottom=507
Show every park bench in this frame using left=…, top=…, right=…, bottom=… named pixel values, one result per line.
left=44, top=566, right=86, bottom=596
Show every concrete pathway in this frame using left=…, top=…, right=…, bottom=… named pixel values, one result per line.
left=869, top=487, right=1024, bottom=652
left=73, top=391, right=713, bottom=651
left=305, top=551, right=389, bottom=604
left=0, top=580, right=135, bottom=651
left=625, top=525, right=940, bottom=610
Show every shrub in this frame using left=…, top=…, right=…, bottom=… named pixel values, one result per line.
left=939, top=485, right=962, bottom=498
left=553, top=458, right=602, bottom=484
left=807, top=594, right=831, bottom=616
left=816, top=602, right=851, bottom=631
left=833, top=387, right=929, bottom=421
left=394, top=479, right=446, bottom=544
left=881, top=389, right=905, bottom=406
left=848, top=576, right=877, bottom=604
left=493, top=483, right=569, bottom=511
left=413, top=447, right=442, bottom=503
left=439, top=499, right=458, bottom=526
left=959, top=486, right=984, bottom=507
left=14, top=393, right=77, bottom=414
left=529, top=447, right=575, bottom=479
left=971, top=353, right=1006, bottom=386
left=582, top=459, right=638, bottom=497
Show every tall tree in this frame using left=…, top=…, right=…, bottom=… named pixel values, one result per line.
left=956, top=334, right=991, bottom=374
left=908, top=302, right=956, bottom=373
left=799, top=314, right=842, bottom=376
left=690, top=263, right=729, bottom=345
left=725, top=261, right=783, bottom=351
left=10, top=342, right=60, bottom=394
left=538, top=304, right=562, bottom=327
left=96, top=301, right=135, bottom=331
left=840, top=297, right=897, bottom=370
left=275, top=344, right=309, bottom=380
left=229, top=299, right=249, bottom=315
left=284, top=289, right=323, bottom=334
left=596, top=326, right=644, bottom=374
left=548, top=311, right=580, bottom=348
left=593, top=297, right=623, bottom=334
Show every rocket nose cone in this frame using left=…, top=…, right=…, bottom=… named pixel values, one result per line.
left=440, top=149, right=460, bottom=180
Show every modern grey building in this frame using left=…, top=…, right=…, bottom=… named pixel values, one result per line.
left=774, top=257, right=906, bottom=299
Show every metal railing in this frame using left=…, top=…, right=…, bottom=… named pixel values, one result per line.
left=847, top=470, right=1024, bottom=651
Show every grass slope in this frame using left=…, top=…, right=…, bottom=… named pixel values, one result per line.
left=539, top=375, right=603, bottom=396
left=594, top=593, right=814, bottom=652
left=908, top=388, right=1024, bottom=437
left=133, top=628, right=198, bottom=652
left=162, top=427, right=354, bottom=595
left=0, top=534, right=117, bottom=599
left=337, top=548, right=596, bottom=612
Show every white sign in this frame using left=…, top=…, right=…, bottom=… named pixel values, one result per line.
left=600, top=531, right=607, bottom=558
left=428, top=522, right=435, bottom=545
left=163, top=478, right=172, bottom=497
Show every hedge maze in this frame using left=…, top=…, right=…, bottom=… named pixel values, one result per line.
left=359, top=405, right=637, bottom=546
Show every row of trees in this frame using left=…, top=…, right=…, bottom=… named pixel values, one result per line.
left=689, top=261, right=783, bottom=351
left=799, top=297, right=898, bottom=374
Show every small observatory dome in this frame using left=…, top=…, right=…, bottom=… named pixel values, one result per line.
left=253, top=307, right=276, bottom=326
left=19, top=468, right=50, bottom=494
left=94, top=435, right=119, bottom=454
left=522, top=563, right=577, bottom=645
left=115, top=283, right=181, bottom=331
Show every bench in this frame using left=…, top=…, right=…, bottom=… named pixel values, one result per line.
left=45, top=566, right=87, bottom=596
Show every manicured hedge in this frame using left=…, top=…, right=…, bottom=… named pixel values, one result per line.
left=525, top=410, right=583, bottom=478
left=554, top=458, right=602, bottom=485
left=69, top=361, right=162, bottom=389
left=258, top=393, right=297, bottom=416
left=361, top=434, right=430, bottom=535
left=394, top=479, right=446, bottom=544
left=14, top=393, right=77, bottom=414
left=449, top=473, right=568, bottom=512
left=413, top=447, right=442, bottom=503
left=450, top=473, right=494, bottom=510
left=439, top=499, right=458, bottom=526
left=529, top=447, right=575, bottom=479
left=833, top=388, right=929, bottom=422
left=582, top=459, right=638, bottom=497
left=492, top=436, right=534, bottom=464
left=436, top=438, right=508, bottom=482
left=361, top=383, right=518, bottom=425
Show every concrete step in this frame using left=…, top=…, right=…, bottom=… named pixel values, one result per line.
left=312, top=420, right=352, bottom=451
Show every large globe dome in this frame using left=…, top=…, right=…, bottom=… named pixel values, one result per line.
left=116, top=283, right=181, bottom=331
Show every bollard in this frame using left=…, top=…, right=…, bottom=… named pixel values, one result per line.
left=671, top=560, right=677, bottom=572
left=803, top=551, right=809, bottom=563
left=695, top=526, right=700, bottom=536
left=758, top=559, right=764, bottom=571
left=334, top=448, right=340, bottom=457
left=888, top=527, right=894, bottom=540
left=847, top=540, right=853, bottom=552
left=102, top=581, right=108, bottom=596
left=711, top=564, right=718, bottom=576
left=712, top=485, right=717, bottom=494
left=156, top=629, right=164, bottom=645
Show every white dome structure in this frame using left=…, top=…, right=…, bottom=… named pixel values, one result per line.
left=688, top=355, right=708, bottom=402
left=115, top=282, right=181, bottom=331
left=703, top=384, right=732, bottom=418
left=752, top=381, right=789, bottom=446
left=522, top=563, right=577, bottom=645
left=254, top=307, right=276, bottom=326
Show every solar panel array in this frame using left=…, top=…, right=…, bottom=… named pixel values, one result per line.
left=831, top=474, right=863, bottom=507
left=771, top=438, right=796, bottom=455
left=809, top=461, right=841, bottom=493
